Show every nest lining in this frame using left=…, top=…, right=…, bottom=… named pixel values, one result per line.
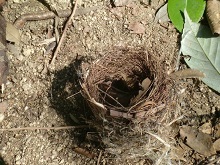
left=81, top=48, right=168, bottom=120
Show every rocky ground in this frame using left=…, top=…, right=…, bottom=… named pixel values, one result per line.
left=0, top=0, right=219, bottom=165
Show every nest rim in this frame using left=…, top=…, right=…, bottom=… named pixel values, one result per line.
left=81, top=47, right=170, bottom=121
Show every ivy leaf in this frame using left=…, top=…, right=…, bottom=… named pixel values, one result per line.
left=186, top=0, right=206, bottom=22
left=181, top=11, right=220, bottom=93
left=168, top=0, right=186, bottom=32
left=168, top=0, right=206, bottom=32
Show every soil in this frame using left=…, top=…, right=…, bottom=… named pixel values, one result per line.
left=0, top=0, right=220, bottom=165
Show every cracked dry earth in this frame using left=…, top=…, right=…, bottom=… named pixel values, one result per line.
left=0, top=0, right=220, bottom=165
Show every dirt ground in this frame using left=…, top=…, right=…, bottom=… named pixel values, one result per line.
left=0, top=0, right=220, bottom=165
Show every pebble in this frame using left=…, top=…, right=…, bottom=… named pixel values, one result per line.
left=22, top=83, right=32, bottom=92
left=57, top=146, right=62, bottom=152
left=214, top=139, right=220, bottom=151
left=13, top=0, right=20, bottom=3
left=51, top=150, right=58, bottom=159
left=22, top=48, right=33, bottom=57
left=0, top=114, right=5, bottom=122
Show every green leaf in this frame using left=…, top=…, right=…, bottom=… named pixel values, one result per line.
left=168, top=0, right=186, bottom=32
left=186, top=0, right=206, bottom=22
left=181, top=11, right=220, bottom=93
left=168, top=0, right=206, bottom=32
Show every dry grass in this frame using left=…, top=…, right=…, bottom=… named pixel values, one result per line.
left=80, top=47, right=179, bottom=164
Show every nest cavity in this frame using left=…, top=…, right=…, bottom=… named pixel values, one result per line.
left=81, top=48, right=168, bottom=120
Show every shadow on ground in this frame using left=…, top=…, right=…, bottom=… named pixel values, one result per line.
left=48, top=58, right=99, bottom=147
left=0, top=156, right=6, bottom=165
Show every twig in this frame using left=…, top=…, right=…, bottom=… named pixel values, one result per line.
left=50, top=0, right=80, bottom=65
left=73, top=147, right=96, bottom=159
left=155, top=147, right=170, bottom=165
left=97, top=150, right=102, bottom=165
left=166, top=115, right=184, bottom=126
left=207, top=155, right=220, bottom=165
left=146, top=132, right=170, bottom=148
left=147, top=132, right=171, bottom=165
left=97, top=87, right=127, bottom=110
left=175, top=50, right=181, bottom=71
left=14, top=6, right=99, bottom=29
left=0, top=125, right=88, bottom=131
left=66, top=91, right=81, bottom=99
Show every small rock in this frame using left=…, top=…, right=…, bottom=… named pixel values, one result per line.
left=37, top=64, right=43, bottom=72
left=113, top=0, right=132, bottom=7
left=13, top=0, right=20, bottom=3
left=214, top=138, right=220, bottom=151
left=16, top=54, right=24, bottom=61
left=59, top=159, right=64, bottom=164
left=51, top=150, right=58, bottom=159
left=57, top=146, right=62, bottom=152
left=22, top=48, right=33, bottom=57
left=22, top=83, right=32, bottom=93
left=15, top=154, right=21, bottom=162
left=214, top=123, right=220, bottom=138
left=199, top=122, right=212, bottom=134
left=0, top=101, right=7, bottom=113
left=0, top=114, right=4, bottom=122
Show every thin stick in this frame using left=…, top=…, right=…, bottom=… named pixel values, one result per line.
left=97, top=87, right=128, bottom=110
left=0, top=125, right=88, bottom=131
left=166, top=115, right=184, bottom=126
left=50, top=0, right=80, bottom=65
left=146, top=132, right=170, bottom=148
left=175, top=50, right=181, bottom=71
left=207, top=156, right=220, bottom=165
left=66, top=91, right=81, bottom=99
left=97, top=150, right=102, bottom=165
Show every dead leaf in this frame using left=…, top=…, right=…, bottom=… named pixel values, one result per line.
left=206, top=0, right=220, bottom=34
left=0, top=41, right=5, bottom=50
left=44, top=41, right=56, bottom=55
left=131, top=5, right=141, bottom=16
left=0, top=0, right=5, bottom=6
left=155, top=3, right=170, bottom=23
left=0, top=14, right=6, bottom=46
left=170, top=145, right=187, bottom=161
left=0, top=101, right=7, bottom=113
left=169, top=69, right=205, bottom=80
left=128, top=22, right=145, bottom=34
left=0, top=14, right=9, bottom=85
left=131, top=78, right=151, bottom=104
left=110, top=7, right=125, bottom=19
left=180, top=126, right=216, bottom=156
left=6, top=22, right=21, bottom=45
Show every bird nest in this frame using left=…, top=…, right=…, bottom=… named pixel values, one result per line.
left=80, top=47, right=169, bottom=122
